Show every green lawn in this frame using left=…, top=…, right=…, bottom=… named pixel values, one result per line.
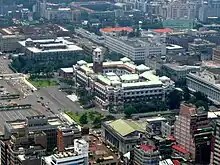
left=65, top=111, right=104, bottom=126
left=66, top=111, right=81, bottom=125
left=29, top=79, right=57, bottom=88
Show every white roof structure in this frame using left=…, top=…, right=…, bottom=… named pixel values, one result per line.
left=120, top=57, right=131, bottom=63
left=18, top=37, right=83, bottom=53
left=136, top=64, right=150, bottom=71
left=60, top=67, right=73, bottom=73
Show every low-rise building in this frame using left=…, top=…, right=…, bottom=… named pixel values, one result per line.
left=85, top=134, right=120, bottom=165
left=59, top=67, right=73, bottom=79
left=162, top=63, right=200, bottom=81
left=186, top=69, right=220, bottom=105
left=74, top=49, right=174, bottom=109
left=102, top=119, right=146, bottom=154
left=18, top=37, right=83, bottom=62
left=133, top=145, right=160, bottom=165
left=42, top=139, right=89, bottom=165
left=189, top=38, right=216, bottom=60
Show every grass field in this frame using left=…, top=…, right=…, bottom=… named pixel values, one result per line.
left=65, top=111, right=104, bottom=126
left=29, top=79, right=57, bottom=88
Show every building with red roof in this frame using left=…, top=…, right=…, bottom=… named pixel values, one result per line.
left=152, top=28, right=173, bottom=33
left=100, top=27, right=133, bottom=33
left=134, top=144, right=159, bottom=165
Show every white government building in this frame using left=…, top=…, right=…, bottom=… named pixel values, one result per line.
left=73, top=48, right=174, bottom=109
left=104, top=35, right=166, bottom=63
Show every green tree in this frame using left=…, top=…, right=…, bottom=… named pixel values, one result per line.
left=183, top=87, right=191, bottom=101
left=79, top=113, right=88, bottom=125
left=195, top=100, right=209, bottom=111
left=124, top=104, right=137, bottom=117
left=93, top=116, right=102, bottom=128
left=167, top=89, right=182, bottom=109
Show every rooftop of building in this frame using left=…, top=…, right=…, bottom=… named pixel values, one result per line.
left=172, top=144, right=189, bottom=154
left=5, top=114, right=80, bottom=132
left=83, top=134, right=119, bottom=164
left=166, top=44, right=183, bottom=50
left=106, top=119, right=146, bottom=137
left=18, top=37, right=83, bottom=53
left=75, top=58, right=173, bottom=89
left=163, top=63, right=200, bottom=71
left=138, top=144, right=157, bottom=152
left=100, top=27, right=133, bottom=33
left=0, top=24, right=69, bottom=36
left=60, top=67, right=73, bottom=73
left=107, top=35, right=164, bottom=48
left=152, top=28, right=173, bottom=33
left=189, top=38, right=216, bottom=46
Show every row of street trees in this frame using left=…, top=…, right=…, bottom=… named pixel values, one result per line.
left=124, top=89, right=210, bottom=117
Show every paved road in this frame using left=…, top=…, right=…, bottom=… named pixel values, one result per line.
left=0, top=56, right=14, bottom=74
left=37, top=86, right=85, bottom=114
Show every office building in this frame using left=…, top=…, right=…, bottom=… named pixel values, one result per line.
left=213, top=46, right=220, bottom=63
left=4, top=114, right=81, bottom=152
left=57, top=125, right=81, bottom=152
left=161, top=117, right=176, bottom=137
left=146, top=117, right=167, bottom=138
left=104, top=35, right=166, bottom=63
left=166, top=0, right=196, bottom=19
left=174, top=103, right=212, bottom=164
left=75, top=28, right=105, bottom=45
left=18, top=37, right=83, bottom=61
left=187, top=69, right=220, bottom=105
left=0, top=28, right=25, bottom=53
left=44, top=8, right=80, bottom=22
left=42, top=139, right=89, bottom=165
left=133, top=144, right=160, bottom=165
left=74, top=49, right=174, bottom=109
left=0, top=131, right=47, bottom=165
left=162, top=63, right=200, bottom=81
left=188, top=38, right=216, bottom=60
left=199, top=0, right=220, bottom=22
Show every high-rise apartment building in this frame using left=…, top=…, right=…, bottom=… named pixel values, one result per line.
left=211, top=120, right=220, bottom=165
left=174, top=104, right=212, bottom=164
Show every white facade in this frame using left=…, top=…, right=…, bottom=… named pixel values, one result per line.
left=75, top=28, right=105, bottom=45
left=104, top=35, right=166, bottom=62
left=187, top=70, right=220, bottom=105
left=43, top=139, right=89, bottom=165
